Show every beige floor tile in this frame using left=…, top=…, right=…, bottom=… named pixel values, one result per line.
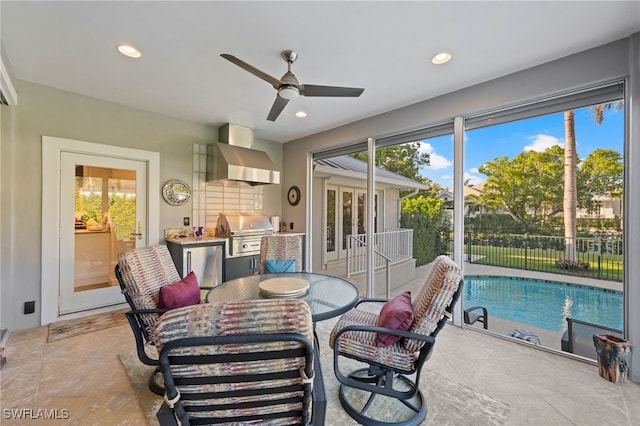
left=500, top=394, right=574, bottom=425
left=1, top=296, right=639, bottom=425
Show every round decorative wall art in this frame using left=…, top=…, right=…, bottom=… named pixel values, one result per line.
left=162, top=179, right=191, bottom=206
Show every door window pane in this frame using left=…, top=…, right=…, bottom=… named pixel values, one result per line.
left=326, top=189, right=336, bottom=253
left=342, top=191, right=353, bottom=250
left=74, top=165, right=136, bottom=292
left=357, top=192, right=366, bottom=234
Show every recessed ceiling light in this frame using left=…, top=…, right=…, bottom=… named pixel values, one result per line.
left=295, top=111, right=307, bottom=118
left=431, top=52, right=451, bottom=65
left=117, top=44, right=142, bottom=59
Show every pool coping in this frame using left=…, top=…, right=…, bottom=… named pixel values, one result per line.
left=463, top=262, right=623, bottom=292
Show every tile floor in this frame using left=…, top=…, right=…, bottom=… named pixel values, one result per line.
left=2, top=318, right=639, bottom=425
left=2, top=264, right=639, bottom=425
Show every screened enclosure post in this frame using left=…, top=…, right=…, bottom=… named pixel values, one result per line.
left=366, top=137, right=375, bottom=298
left=452, top=116, right=465, bottom=326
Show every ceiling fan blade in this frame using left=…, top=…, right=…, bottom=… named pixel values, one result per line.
left=299, top=84, right=364, bottom=97
left=221, top=54, right=282, bottom=89
left=266, top=95, right=289, bottom=121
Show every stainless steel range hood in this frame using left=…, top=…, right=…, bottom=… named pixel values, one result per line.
left=206, top=124, right=280, bottom=185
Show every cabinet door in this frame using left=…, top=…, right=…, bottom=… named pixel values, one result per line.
left=225, top=256, right=258, bottom=281
left=185, top=246, right=223, bottom=288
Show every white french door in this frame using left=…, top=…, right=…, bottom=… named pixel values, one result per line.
left=58, top=153, right=147, bottom=314
left=325, top=185, right=380, bottom=262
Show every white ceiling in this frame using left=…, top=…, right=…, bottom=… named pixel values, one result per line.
left=2, top=1, right=639, bottom=143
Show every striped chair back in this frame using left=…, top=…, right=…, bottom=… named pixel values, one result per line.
left=154, top=299, right=315, bottom=425
left=403, top=255, right=464, bottom=352
left=259, top=234, right=304, bottom=274
left=117, top=245, right=181, bottom=330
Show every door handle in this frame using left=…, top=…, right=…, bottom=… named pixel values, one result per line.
left=130, top=221, right=143, bottom=240
left=187, top=251, right=192, bottom=273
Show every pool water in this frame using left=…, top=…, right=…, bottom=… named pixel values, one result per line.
left=463, top=276, right=623, bottom=332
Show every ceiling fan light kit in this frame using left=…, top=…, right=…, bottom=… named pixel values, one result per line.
left=221, top=50, right=364, bottom=121
left=279, top=86, right=299, bottom=100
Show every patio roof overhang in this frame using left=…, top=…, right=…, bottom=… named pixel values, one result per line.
left=313, top=163, right=430, bottom=191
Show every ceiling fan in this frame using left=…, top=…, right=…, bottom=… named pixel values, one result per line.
left=221, top=50, right=365, bottom=122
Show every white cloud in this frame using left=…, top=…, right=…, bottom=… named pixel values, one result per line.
left=428, top=152, right=452, bottom=170
left=419, top=142, right=452, bottom=170
left=464, top=171, right=484, bottom=185
left=524, top=134, right=563, bottom=152
left=418, top=142, right=434, bottom=155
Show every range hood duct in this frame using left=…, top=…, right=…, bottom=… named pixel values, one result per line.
left=207, top=124, right=280, bottom=185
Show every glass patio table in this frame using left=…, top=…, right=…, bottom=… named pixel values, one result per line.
left=206, top=271, right=360, bottom=426
left=206, top=272, right=360, bottom=322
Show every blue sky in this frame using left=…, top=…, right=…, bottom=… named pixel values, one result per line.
left=417, top=105, right=624, bottom=189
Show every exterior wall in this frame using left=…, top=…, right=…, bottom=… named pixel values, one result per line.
left=0, top=80, right=282, bottom=331
left=576, top=198, right=622, bottom=219
left=384, top=188, right=399, bottom=231
left=284, top=35, right=638, bottom=382
left=311, top=175, right=403, bottom=270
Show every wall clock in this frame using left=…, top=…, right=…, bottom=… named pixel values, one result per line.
left=287, top=185, right=301, bottom=206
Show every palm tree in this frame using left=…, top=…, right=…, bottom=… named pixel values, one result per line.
left=592, top=101, right=624, bottom=124
left=563, top=111, right=577, bottom=261
left=563, top=100, right=623, bottom=261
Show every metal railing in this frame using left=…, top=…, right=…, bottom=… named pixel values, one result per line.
left=346, top=229, right=414, bottom=295
left=347, top=235, right=393, bottom=298
left=462, top=232, right=623, bottom=281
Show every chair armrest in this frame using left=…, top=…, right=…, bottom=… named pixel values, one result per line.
left=128, top=308, right=170, bottom=315
left=332, top=324, right=437, bottom=399
left=463, top=306, right=488, bottom=329
left=464, top=305, right=487, bottom=314
left=353, top=297, right=388, bottom=308
left=333, top=323, right=436, bottom=346
left=125, top=308, right=170, bottom=365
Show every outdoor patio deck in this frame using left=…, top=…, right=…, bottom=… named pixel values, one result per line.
left=1, top=260, right=638, bottom=425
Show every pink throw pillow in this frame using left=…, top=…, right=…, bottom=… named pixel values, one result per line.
left=158, top=272, right=200, bottom=309
left=376, top=291, right=414, bottom=347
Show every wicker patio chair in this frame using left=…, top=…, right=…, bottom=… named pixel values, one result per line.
left=115, top=244, right=202, bottom=395
left=330, top=255, right=463, bottom=426
left=154, top=299, right=316, bottom=425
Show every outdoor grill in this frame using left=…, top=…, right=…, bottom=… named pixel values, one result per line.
left=215, top=212, right=274, bottom=259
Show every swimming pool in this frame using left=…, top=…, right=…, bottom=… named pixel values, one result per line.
left=463, top=276, right=623, bottom=332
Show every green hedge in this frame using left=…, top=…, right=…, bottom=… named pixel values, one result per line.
left=401, top=196, right=445, bottom=266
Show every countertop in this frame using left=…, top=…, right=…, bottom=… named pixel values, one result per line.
left=165, top=232, right=304, bottom=245
left=165, top=236, right=227, bottom=245
left=75, top=229, right=109, bottom=234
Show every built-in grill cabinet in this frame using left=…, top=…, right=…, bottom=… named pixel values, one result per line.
left=215, top=212, right=274, bottom=280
